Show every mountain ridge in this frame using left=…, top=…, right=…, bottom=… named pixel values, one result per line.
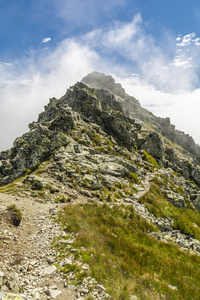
left=0, top=72, right=200, bottom=187
left=82, top=72, right=200, bottom=158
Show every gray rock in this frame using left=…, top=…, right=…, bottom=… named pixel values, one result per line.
left=24, top=175, right=47, bottom=190
left=43, top=265, right=57, bottom=275
left=139, top=132, right=164, bottom=160
left=167, top=284, right=178, bottom=291
left=60, top=257, right=73, bottom=266
left=45, top=289, right=62, bottom=299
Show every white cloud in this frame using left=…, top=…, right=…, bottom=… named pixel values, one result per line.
left=84, top=14, right=155, bottom=63
left=42, top=37, right=51, bottom=43
left=0, top=39, right=101, bottom=151
left=173, top=56, right=193, bottom=69
left=82, top=17, right=200, bottom=92
left=103, top=14, right=142, bottom=46
left=176, top=32, right=200, bottom=47
left=176, top=33, right=195, bottom=47
left=0, top=17, right=200, bottom=151
left=195, top=38, right=200, bottom=46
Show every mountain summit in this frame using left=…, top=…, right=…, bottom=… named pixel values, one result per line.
left=1, top=72, right=200, bottom=299
left=0, top=71, right=199, bottom=186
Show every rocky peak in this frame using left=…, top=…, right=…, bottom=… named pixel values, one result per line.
left=81, top=71, right=126, bottom=98
left=0, top=72, right=200, bottom=189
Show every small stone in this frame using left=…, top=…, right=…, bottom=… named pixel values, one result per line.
left=0, top=271, right=4, bottom=277
left=49, top=284, right=57, bottom=290
left=67, top=284, right=76, bottom=290
left=167, top=284, right=178, bottom=291
left=48, top=289, right=62, bottom=299
left=43, top=265, right=57, bottom=275
left=34, top=291, right=40, bottom=299
left=60, top=257, right=73, bottom=266
left=96, top=284, right=106, bottom=291
left=82, top=263, right=89, bottom=270
left=46, top=257, right=55, bottom=265
left=27, top=264, right=33, bottom=271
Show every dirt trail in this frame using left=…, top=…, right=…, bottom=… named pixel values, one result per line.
left=134, top=174, right=153, bottom=199
left=0, top=193, right=76, bottom=300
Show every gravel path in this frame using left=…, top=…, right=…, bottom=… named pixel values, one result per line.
left=0, top=193, right=77, bottom=300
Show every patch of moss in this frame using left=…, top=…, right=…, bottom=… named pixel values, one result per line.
left=54, top=196, right=71, bottom=203
left=143, top=149, right=159, bottom=169
left=127, top=172, right=140, bottom=184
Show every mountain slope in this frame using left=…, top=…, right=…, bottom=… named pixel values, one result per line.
left=82, top=72, right=200, bottom=159
left=0, top=72, right=200, bottom=299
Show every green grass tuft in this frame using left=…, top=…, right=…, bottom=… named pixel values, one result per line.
left=143, top=149, right=159, bottom=168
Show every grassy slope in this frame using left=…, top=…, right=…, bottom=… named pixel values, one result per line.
left=139, top=182, right=200, bottom=240
left=54, top=203, right=200, bottom=300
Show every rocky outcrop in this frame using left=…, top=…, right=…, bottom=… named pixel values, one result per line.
left=0, top=123, right=71, bottom=185
left=138, top=132, right=164, bottom=160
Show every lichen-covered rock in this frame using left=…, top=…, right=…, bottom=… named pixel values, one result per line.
left=190, top=166, right=200, bottom=187
left=0, top=123, right=71, bottom=185
left=80, top=174, right=101, bottom=190
left=82, top=72, right=200, bottom=159
left=0, top=292, right=24, bottom=300
left=99, top=162, right=129, bottom=177
left=166, top=192, right=187, bottom=208
left=59, top=83, right=102, bottom=122
left=23, top=175, right=47, bottom=190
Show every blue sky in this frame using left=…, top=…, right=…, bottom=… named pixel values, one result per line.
left=0, top=0, right=200, bottom=150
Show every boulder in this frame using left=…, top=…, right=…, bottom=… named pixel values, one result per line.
left=101, top=111, right=135, bottom=146
left=138, top=132, right=164, bottom=160
left=99, top=162, right=129, bottom=177
left=23, top=175, right=47, bottom=190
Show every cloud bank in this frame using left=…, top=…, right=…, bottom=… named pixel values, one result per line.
left=0, top=15, right=200, bottom=151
